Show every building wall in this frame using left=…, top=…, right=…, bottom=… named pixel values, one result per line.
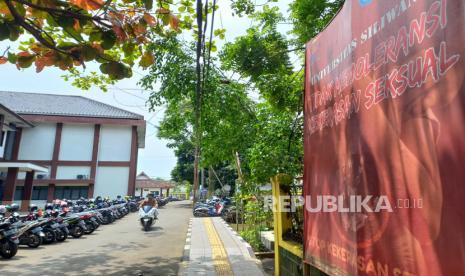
left=18, top=123, right=55, bottom=160
left=98, top=126, right=132, bottom=161
left=59, top=124, right=93, bottom=161
left=94, top=167, right=130, bottom=198
left=9, top=122, right=139, bottom=201
left=56, top=166, right=91, bottom=180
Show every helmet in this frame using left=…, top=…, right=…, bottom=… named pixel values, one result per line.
left=29, top=204, right=38, bottom=212
left=0, top=205, right=6, bottom=214
left=117, top=195, right=122, bottom=199
left=60, top=201, right=68, bottom=207
left=45, top=203, right=54, bottom=210
left=10, top=203, right=19, bottom=212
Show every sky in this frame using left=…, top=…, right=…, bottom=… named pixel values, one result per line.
left=0, top=1, right=292, bottom=179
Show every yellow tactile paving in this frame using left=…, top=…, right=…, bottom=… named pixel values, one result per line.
left=203, top=218, right=234, bottom=276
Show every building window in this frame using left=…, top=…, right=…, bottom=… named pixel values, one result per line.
left=32, top=186, right=48, bottom=200
left=14, top=186, right=24, bottom=201
left=55, top=186, right=89, bottom=200
left=153, top=191, right=160, bottom=196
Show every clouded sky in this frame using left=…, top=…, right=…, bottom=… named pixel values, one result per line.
left=0, top=1, right=292, bottom=179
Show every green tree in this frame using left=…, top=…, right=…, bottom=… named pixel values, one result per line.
left=220, top=5, right=304, bottom=186
left=170, top=140, right=195, bottom=185
left=290, top=0, right=344, bottom=44
left=139, top=36, right=256, bottom=189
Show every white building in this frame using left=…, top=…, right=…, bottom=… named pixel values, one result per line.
left=135, top=172, right=175, bottom=198
left=0, top=91, right=146, bottom=209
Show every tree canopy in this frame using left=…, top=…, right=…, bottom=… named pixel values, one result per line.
left=0, top=0, right=204, bottom=80
left=136, top=0, right=343, bottom=189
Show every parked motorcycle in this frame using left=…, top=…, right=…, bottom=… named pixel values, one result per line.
left=7, top=204, right=45, bottom=248
left=60, top=213, right=87, bottom=238
left=193, top=201, right=224, bottom=217
left=0, top=218, right=19, bottom=259
left=43, top=206, right=69, bottom=242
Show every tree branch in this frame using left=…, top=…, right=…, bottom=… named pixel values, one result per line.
left=5, top=0, right=56, bottom=50
left=11, top=0, right=113, bottom=29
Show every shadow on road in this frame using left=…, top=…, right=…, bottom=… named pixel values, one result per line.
left=2, top=244, right=182, bottom=276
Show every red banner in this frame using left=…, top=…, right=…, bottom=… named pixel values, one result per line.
left=303, top=0, right=465, bottom=275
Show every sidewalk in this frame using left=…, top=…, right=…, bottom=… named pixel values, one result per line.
left=179, top=217, right=264, bottom=276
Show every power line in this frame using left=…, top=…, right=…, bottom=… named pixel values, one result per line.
left=111, top=90, right=147, bottom=111
left=109, top=86, right=149, bottom=101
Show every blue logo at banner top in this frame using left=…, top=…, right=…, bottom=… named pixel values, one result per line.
left=359, top=0, right=373, bottom=7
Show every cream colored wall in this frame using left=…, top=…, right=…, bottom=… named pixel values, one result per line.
left=18, top=123, right=55, bottom=160
left=94, top=166, right=130, bottom=198
left=59, top=124, right=94, bottom=161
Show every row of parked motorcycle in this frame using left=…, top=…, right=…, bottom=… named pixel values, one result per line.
left=0, top=196, right=141, bottom=259
left=193, top=197, right=232, bottom=218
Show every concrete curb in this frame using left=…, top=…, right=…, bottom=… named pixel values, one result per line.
left=178, top=218, right=193, bottom=276
left=182, top=218, right=193, bottom=261
left=219, top=218, right=256, bottom=259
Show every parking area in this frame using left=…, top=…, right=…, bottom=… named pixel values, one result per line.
left=0, top=201, right=193, bottom=276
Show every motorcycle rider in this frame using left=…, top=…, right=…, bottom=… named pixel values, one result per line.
left=139, top=193, right=159, bottom=218
left=139, top=193, right=158, bottom=208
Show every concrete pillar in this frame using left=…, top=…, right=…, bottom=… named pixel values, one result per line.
left=2, top=167, right=18, bottom=204
left=166, top=188, right=170, bottom=197
left=21, top=171, right=35, bottom=211
left=47, top=184, right=55, bottom=202
left=0, top=115, right=4, bottom=135
left=88, top=183, right=94, bottom=198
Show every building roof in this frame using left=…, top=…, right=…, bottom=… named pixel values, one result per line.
left=136, top=172, right=176, bottom=189
left=0, top=103, right=33, bottom=128
left=0, top=91, right=143, bottom=120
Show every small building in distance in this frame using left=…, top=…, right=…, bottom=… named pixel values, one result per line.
left=135, top=172, right=175, bottom=198
left=0, top=91, right=146, bottom=209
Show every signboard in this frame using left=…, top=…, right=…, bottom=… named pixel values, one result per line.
left=303, top=0, right=465, bottom=275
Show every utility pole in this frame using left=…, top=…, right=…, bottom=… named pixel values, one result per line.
left=193, top=0, right=203, bottom=204
left=208, top=167, right=214, bottom=198
left=234, top=151, right=244, bottom=231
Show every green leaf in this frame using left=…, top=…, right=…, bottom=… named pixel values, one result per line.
left=0, top=23, right=10, bottom=40
left=7, top=24, right=20, bottom=41
left=17, top=54, right=35, bottom=68
left=7, top=52, right=16, bottom=63
left=139, top=51, right=154, bottom=68
left=89, top=31, right=102, bottom=42
left=81, top=45, right=98, bottom=61
left=144, top=0, right=153, bottom=10
left=101, top=30, right=117, bottom=50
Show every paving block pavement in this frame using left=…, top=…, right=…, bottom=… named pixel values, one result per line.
left=179, top=217, right=265, bottom=276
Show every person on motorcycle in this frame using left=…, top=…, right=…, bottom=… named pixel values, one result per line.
left=139, top=193, right=159, bottom=218
left=139, top=193, right=158, bottom=209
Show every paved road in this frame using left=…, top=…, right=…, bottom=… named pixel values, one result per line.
left=0, top=200, right=193, bottom=276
